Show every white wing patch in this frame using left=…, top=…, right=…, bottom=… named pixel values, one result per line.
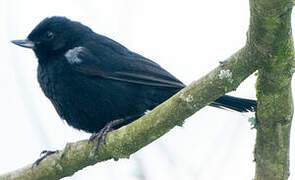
left=65, top=46, right=85, bottom=64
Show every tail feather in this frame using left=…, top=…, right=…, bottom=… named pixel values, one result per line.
left=210, top=95, right=256, bottom=112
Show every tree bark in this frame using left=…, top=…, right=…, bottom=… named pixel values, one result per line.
left=249, top=0, right=295, bottom=179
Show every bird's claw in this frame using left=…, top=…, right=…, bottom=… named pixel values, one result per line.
left=89, top=124, right=113, bottom=154
left=89, top=118, right=125, bottom=155
left=32, top=150, right=59, bottom=167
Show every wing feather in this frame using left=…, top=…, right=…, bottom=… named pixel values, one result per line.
left=67, top=44, right=184, bottom=89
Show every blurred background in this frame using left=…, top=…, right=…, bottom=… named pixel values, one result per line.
left=0, top=0, right=294, bottom=179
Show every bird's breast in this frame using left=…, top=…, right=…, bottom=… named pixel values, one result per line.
left=37, top=65, right=55, bottom=99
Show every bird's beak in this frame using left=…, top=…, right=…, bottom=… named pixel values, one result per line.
left=11, top=39, right=35, bottom=49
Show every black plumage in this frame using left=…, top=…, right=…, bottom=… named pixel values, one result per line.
left=11, top=16, right=256, bottom=150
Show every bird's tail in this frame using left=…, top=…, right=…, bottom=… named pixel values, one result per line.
left=210, top=95, right=256, bottom=112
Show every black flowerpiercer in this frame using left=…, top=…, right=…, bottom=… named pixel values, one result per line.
left=11, top=16, right=256, bottom=161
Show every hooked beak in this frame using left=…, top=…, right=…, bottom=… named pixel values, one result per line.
left=11, top=39, right=35, bottom=49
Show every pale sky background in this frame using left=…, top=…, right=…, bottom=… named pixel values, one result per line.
left=0, top=0, right=294, bottom=179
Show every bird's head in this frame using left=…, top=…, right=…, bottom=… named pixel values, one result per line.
left=11, top=16, right=93, bottom=59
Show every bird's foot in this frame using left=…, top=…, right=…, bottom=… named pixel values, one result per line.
left=32, top=150, right=59, bottom=167
left=89, top=118, right=125, bottom=155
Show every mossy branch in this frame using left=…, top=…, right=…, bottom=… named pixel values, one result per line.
left=249, top=0, right=295, bottom=179
left=0, top=0, right=294, bottom=179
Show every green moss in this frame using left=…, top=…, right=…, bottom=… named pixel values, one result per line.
left=252, top=2, right=294, bottom=179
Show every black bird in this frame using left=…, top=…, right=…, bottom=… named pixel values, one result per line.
left=11, top=16, right=256, bottom=159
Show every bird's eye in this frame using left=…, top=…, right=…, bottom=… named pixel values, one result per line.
left=46, top=31, right=54, bottom=40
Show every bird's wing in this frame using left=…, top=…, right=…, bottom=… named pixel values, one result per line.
left=66, top=46, right=185, bottom=88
